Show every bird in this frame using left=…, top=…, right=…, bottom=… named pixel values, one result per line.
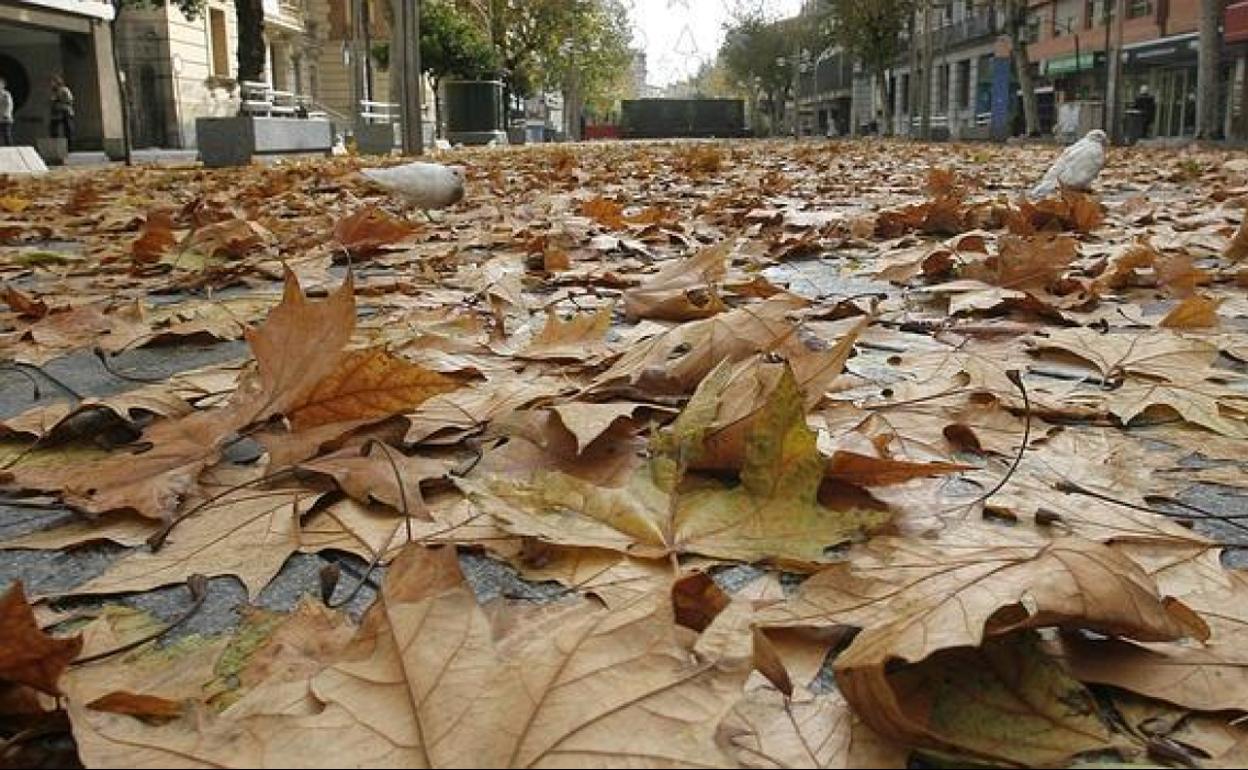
left=1029, top=129, right=1108, bottom=199
left=360, top=161, right=465, bottom=219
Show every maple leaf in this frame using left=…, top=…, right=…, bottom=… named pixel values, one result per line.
left=131, top=210, right=178, bottom=263
left=517, top=305, right=614, bottom=361
left=74, top=484, right=324, bottom=596
left=185, top=217, right=274, bottom=258
left=960, top=233, right=1078, bottom=293
left=841, top=631, right=1122, bottom=767
left=1160, top=294, right=1223, bottom=328
left=1028, top=327, right=1220, bottom=384
left=1, top=282, right=48, bottom=318
left=469, top=366, right=889, bottom=567
left=244, top=267, right=356, bottom=422
left=759, top=525, right=1207, bottom=669
left=623, top=241, right=729, bottom=322
left=580, top=196, right=627, bottom=229
left=331, top=205, right=418, bottom=256
left=286, top=347, right=461, bottom=431
left=0, top=582, right=82, bottom=695
left=592, top=292, right=808, bottom=394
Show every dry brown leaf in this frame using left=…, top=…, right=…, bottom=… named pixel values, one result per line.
left=518, top=305, right=614, bottom=361
left=131, top=210, right=178, bottom=263
left=840, top=631, right=1122, bottom=767
left=1225, top=212, right=1248, bottom=262
left=287, top=347, right=461, bottom=431
left=74, top=485, right=324, bottom=597
left=13, top=406, right=252, bottom=520
left=244, top=268, right=356, bottom=421
left=623, top=241, right=729, bottom=321
left=303, top=544, right=747, bottom=767
left=186, top=218, right=274, bottom=258
left=1, top=282, right=48, bottom=318
left=759, top=525, right=1208, bottom=668
left=824, top=451, right=972, bottom=486
left=331, top=205, right=418, bottom=256
left=300, top=443, right=455, bottom=512
left=594, top=292, right=808, bottom=394
left=0, top=582, right=82, bottom=695
left=580, top=196, right=628, bottom=229
left=1160, top=293, right=1223, bottom=328
left=548, top=401, right=647, bottom=453
left=718, top=674, right=858, bottom=768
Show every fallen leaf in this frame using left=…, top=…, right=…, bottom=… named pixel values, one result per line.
left=840, top=631, right=1122, bottom=766
left=1160, top=294, right=1223, bottom=328
left=759, top=526, right=1208, bottom=668
left=1, top=283, right=48, bottom=318
left=244, top=268, right=356, bottom=421
left=518, top=305, right=614, bottom=361
left=331, top=206, right=417, bottom=256
left=472, top=366, right=889, bottom=567
left=287, top=347, right=461, bottom=431
left=131, top=210, right=178, bottom=263
left=0, top=582, right=82, bottom=695
left=623, top=241, right=729, bottom=321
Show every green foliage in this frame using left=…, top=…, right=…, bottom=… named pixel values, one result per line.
left=488, top=0, right=631, bottom=101
left=539, top=0, right=633, bottom=113
left=827, top=0, right=914, bottom=79
left=421, top=0, right=500, bottom=84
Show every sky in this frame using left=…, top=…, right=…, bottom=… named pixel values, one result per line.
left=627, top=0, right=803, bottom=88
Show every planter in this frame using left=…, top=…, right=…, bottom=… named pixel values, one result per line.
left=195, top=116, right=333, bottom=167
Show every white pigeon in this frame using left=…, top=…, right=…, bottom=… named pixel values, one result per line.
left=1029, top=129, right=1108, bottom=199
left=360, top=161, right=465, bottom=214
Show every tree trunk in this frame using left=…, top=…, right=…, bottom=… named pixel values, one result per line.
left=432, top=77, right=441, bottom=138
left=1196, top=0, right=1224, bottom=139
left=109, top=2, right=132, bottom=165
left=235, top=0, right=266, bottom=82
left=878, top=66, right=893, bottom=136
left=920, top=0, right=933, bottom=139
left=1006, top=0, right=1039, bottom=136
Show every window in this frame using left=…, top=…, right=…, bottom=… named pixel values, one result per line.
left=1024, top=12, right=1041, bottom=43
left=937, top=64, right=949, bottom=109
left=1128, top=0, right=1152, bottom=19
left=1085, top=0, right=1113, bottom=28
left=209, top=8, right=229, bottom=77
left=901, top=73, right=910, bottom=113
left=957, top=59, right=971, bottom=109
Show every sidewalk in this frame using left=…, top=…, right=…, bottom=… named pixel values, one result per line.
left=65, top=148, right=199, bottom=167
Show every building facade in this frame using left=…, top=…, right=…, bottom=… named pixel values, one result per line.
left=0, top=0, right=124, bottom=153
left=888, top=0, right=1002, bottom=140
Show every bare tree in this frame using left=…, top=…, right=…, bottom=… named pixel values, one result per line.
left=1002, top=0, right=1038, bottom=136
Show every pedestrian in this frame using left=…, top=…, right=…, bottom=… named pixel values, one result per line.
left=0, top=78, right=13, bottom=147
left=1133, top=85, right=1156, bottom=139
left=49, top=75, right=74, bottom=148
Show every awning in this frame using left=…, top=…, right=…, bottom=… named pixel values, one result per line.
left=1043, top=52, right=1097, bottom=76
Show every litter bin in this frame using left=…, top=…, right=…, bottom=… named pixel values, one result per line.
left=1123, top=109, right=1146, bottom=145
left=444, top=80, right=507, bottom=146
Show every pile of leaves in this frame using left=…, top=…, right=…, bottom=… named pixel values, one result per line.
left=1, top=139, right=1248, bottom=768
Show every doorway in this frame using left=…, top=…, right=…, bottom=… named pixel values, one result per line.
left=1155, top=67, right=1196, bottom=137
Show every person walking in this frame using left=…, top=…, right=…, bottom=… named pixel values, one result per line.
left=1133, top=86, right=1157, bottom=139
left=49, top=75, right=74, bottom=148
left=0, top=78, right=13, bottom=147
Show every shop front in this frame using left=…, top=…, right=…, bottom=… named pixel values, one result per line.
left=1120, top=33, right=1199, bottom=139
